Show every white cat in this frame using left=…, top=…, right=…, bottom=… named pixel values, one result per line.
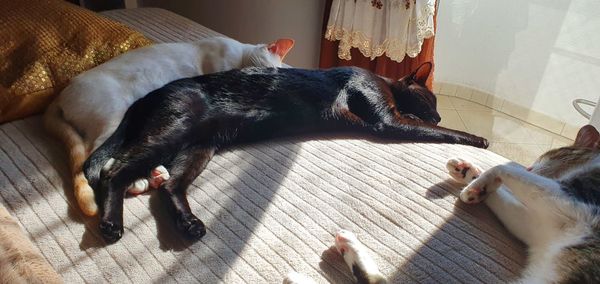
left=447, top=125, right=600, bottom=283
left=44, top=37, right=294, bottom=217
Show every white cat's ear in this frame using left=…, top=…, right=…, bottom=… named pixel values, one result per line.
left=268, top=38, right=295, bottom=61
left=574, top=125, right=600, bottom=149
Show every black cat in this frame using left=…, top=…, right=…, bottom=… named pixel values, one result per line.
left=84, top=63, right=488, bottom=243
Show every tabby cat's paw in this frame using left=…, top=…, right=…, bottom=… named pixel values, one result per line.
left=459, top=186, right=487, bottom=204
left=99, top=220, right=124, bottom=244
left=176, top=214, right=206, bottom=240
left=460, top=173, right=501, bottom=204
left=446, top=158, right=481, bottom=185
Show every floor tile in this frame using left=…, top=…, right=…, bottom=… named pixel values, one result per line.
left=500, top=101, right=565, bottom=134
left=435, top=96, right=576, bottom=163
left=438, top=109, right=467, bottom=131
left=458, top=110, right=556, bottom=145
left=561, top=123, right=582, bottom=139
left=439, top=83, right=457, bottom=96
left=455, top=86, right=473, bottom=100
left=551, top=136, right=574, bottom=149
left=485, top=95, right=505, bottom=109
left=488, top=142, right=551, bottom=166
left=470, top=90, right=489, bottom=105
left=433, top=82, right=441, bottom=94
left=450, top=97, right=490, bottom=111
left=437, top=95, right=454, bottom=110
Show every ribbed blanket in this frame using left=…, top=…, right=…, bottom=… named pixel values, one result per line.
left=0, top=8, right=526, bottom=283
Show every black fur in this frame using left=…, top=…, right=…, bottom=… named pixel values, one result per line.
left=560, top=167, right=600, bottom=207
left=84, top=65, right=488, bottom=243
left=352, top=263, right=371, bottom=284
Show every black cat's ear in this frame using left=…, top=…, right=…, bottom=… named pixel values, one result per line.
left=408, top=62, right=433, bottom=86
left=574, top=125, right=600, bottom=148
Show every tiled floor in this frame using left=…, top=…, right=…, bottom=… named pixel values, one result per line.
left=437, top=95, right=574, bottom=166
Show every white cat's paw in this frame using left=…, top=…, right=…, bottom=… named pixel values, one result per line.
left=149, top=165, right=170, bottom=189
left=127, top=179, right=150, bottom=196
left=460, top=171, right=502, bottom=204
left=335, top=230, right=387, bottom=284
left=446, top=158, right=481, bottom=185
left=335, top=229, right=361, bottom=256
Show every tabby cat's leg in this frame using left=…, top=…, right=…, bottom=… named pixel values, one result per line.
left=446, top=158, right=482, bottom=185
left=461, top=163, right=566, bottom=245
left=446, top=158, right=539, bottom=244
left=460, top=162, right=563, bottom=205
left=484, top=188, right=540, bottom=245
left=160, top=146, right=215, bottom=239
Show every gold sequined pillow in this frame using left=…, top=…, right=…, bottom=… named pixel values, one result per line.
left=0, top=0, right=152, bottom=123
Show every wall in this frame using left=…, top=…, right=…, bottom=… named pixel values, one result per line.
left=139, top=0, right=326, bottom=68
left=435, top=0, right=600, bottom=128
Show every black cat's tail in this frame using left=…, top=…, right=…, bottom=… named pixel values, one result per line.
left=83, top=118, right=129, bottom=191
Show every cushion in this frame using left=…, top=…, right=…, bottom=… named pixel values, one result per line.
left=0, top=0, right=152, bottom=123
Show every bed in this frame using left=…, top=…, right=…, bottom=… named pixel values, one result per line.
left=0, top=8, right=526, bottom=283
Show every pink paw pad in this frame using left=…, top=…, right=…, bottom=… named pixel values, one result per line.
left=461, top=187, right=487, bottom=204
left=447, top=158, right=481, bottom=183
left=149, top=166, right=170, bottom=189
left=335, top=230, right=355, bottom=256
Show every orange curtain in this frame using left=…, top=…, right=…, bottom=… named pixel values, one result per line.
left=319, top=0, right=438, bottom=90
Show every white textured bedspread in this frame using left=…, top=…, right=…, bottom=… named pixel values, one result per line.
left=0, top=8, right=526, bottom=284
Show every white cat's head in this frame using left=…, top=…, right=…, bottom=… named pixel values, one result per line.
left=243, top=38, right=295, bottom=68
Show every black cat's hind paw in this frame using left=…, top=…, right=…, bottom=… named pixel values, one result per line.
left=99, top=220, right=124, bottom=243
left=176, top=214, right=206, bottom=240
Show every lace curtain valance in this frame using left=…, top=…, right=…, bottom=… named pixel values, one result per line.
left=325, top=0, right=436, bottom=63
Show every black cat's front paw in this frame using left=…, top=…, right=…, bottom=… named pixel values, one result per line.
left=176, top=214, right=206, bottom=240
left=471, top=137, right=489, bottom=149
left=99, top=220, right=124, bottom=243
left=480, top=138, right=490, bottom=149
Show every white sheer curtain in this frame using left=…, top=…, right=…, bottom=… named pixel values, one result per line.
left=325, top=0, right=436, bottom=63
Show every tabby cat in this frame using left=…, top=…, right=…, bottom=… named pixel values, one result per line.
left=447, top=125, right=600, bottom=283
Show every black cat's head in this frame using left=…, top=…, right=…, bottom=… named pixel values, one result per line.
left=391, top=62, right=441, bottom=125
